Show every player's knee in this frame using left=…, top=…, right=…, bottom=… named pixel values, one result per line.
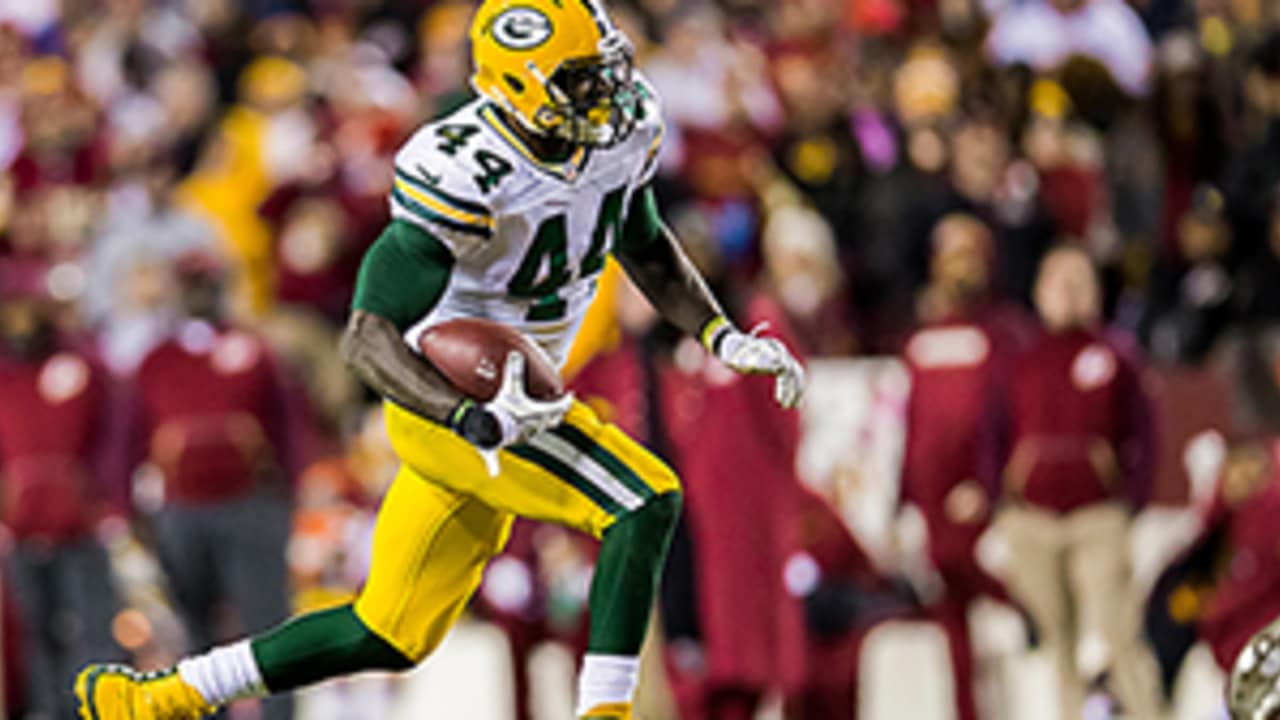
left=646, top=460, right=682, bottom=498
left=351, top=597, right=430, bottom=668
left=354, top=619, right=418, bottom=672
left=630, top=490, right=682, bottom=538
left=654, top=489, right=682, bottom=523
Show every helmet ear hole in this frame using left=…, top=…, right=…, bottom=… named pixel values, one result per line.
left=503, top=74, right=526, bottom=94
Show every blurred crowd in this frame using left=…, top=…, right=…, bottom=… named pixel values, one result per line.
left=5, top=0, right=1280, bottom=717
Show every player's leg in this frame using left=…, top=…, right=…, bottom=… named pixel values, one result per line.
left=576, top=492, right=681, bottom=718
left=384, top=399, right=682, bottom=718
left=75, top=466, right=511, bottom=719
left=223, top=468, right=511, bottom=688
left=351, top=465, right=514, bottom=664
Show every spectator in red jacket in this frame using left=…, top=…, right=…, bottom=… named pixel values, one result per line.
left=993, top=244, right=1163, bottom=718
left=1193, top=440, right=1280, bottom=672
left=120, top=251, right=299, bottom=720
left=0, top=262, right=125, bottom=719
left=900, top=214, right=1034, bottom=720
left=1142, top=438, right=1280, bottom=703
left=669, top=308, right=809, bottom=720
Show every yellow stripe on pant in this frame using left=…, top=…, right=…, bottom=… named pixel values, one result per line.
left=354, top=399, right=680, bottom=661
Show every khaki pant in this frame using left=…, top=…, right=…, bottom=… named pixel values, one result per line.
left=996, top=503, right=1164, bottom=719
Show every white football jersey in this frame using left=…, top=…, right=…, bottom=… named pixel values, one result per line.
left=388, top=86, right=664, bottom=369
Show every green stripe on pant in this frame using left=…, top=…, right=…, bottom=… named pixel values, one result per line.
left=508, top=444, right=626, bottom=516
left=550, top=425, right=655, bottom=503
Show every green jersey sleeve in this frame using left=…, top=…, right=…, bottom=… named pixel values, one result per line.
left=352, top=220, right=455, bottom=332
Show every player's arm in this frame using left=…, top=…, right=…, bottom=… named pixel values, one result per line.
left=612, top=186, right=724, bottom=341
left=341, top=220, right=570, bottom=450
left=340, top=220, right=464, bottom=424
left=613, top=184, right=805, bottom=408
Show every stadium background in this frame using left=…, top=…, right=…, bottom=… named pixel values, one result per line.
left=2, top=0, right=1280, bottom=717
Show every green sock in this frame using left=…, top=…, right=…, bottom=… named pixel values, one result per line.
left=587, top=492, right=682, bottom=654
left=249, top=604, right=413, bottom=692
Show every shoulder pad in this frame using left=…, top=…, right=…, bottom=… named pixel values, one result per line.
left=390, top=108, right=509, bottom=251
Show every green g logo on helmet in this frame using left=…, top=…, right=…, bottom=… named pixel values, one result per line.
left=491, top=7, right=553, bottom=50
left=470, top=0, right=640, bottom=147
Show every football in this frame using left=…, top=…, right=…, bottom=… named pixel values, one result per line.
left=418, top=318, right=565, bottom=403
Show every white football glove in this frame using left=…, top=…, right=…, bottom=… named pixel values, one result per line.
left=484, top=352, right=573, bottom=475
left=710, top=321, right=806, bottom=409
left=487, top=351, right=574, bottom=443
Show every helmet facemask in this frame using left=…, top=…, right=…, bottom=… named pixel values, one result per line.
left=532, top=37, right=640, bottom=148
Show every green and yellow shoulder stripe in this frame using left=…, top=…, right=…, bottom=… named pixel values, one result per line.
left=390, top=167, right=495, bottom=239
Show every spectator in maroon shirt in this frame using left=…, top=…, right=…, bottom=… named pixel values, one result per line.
left=667, top=301, right=810, bottom=720
left=1192, top=440, right=1280, bottom=673
left=120, top=251, right=298, bottom=720
left=0, top=263, right=125, bottom=719
left=900, top=214, right=1034, bottom=720
left=992, top=244, right=1163, bottom=718
left=1143, top=438, right=1280, bottom=691
left=6, top=56, right=104, bottom=262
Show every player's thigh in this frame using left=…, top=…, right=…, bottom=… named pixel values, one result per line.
left=384, top=399, right=680, bottom=539
left=354, top=465, right=513, bottom=662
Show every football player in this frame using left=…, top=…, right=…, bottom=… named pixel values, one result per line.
left=74, top=0, right=805, bottom=718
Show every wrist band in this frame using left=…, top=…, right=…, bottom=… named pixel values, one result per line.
left=446, top=398, right=477, bottom=430
left=447, top=398, right=502, bottom=449
left=699, top=316, right=732, bottom=354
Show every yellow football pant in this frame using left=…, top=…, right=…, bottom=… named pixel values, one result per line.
left=353, top=399, right=680, bottom=661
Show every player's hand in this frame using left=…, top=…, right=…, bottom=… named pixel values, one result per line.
left=714, top=323, right=806, bottom=409
left=449, top=352, right=573, bottom=476
left=486, top=351, right=574, bottom=445
left=1229, top=615, right=1280, bottom=719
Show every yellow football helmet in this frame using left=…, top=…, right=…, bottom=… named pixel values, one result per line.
left=470, top=0, right=640, bottom=147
